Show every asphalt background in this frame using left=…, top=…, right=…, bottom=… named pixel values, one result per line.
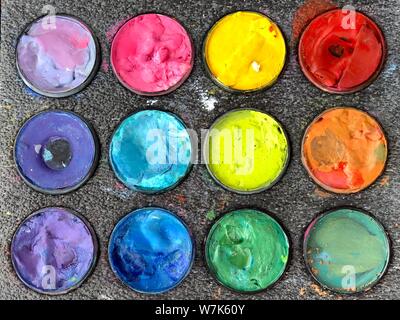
left=0, top=0, right=399, bottom=300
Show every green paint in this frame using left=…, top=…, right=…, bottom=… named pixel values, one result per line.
left=304, top=208, right=390, bottom=294
left=206, top=210, right=217, bottom=221
left=205, top=209, right=289, bottom=292
left=375, top=143, right=387, bottom=162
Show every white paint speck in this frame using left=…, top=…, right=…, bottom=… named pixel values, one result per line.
left=200, top=92, right=217, bottom=111
left=147, top=99, right=158, bottom=105
left=251, top=61, right=261, bottom=72
left=34, top=144, right=42, bottom=154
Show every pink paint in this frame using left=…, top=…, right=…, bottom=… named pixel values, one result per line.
left=110, top=14, right=193, bottom=95
left=28, top=18, right=91, bottom=70
left=17, top=15, right=98, bottom=96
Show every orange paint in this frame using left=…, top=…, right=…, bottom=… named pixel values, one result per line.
left=302, top=107, right=387, bottom=194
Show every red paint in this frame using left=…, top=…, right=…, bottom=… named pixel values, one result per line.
left=299, top=9, right=385, bottom=93
left=313, top=162, right=364, bottom=190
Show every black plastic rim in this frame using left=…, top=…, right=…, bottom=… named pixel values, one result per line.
left=13, top=109, right=100, bottom=195
left=110, top=12, right=195, bottom=97
left=202, top=10, right=288, bottom=94
left=203, top=107, right=291, bottom=194
left=203, top=207, right=291, bottom=295
left=108, top=108, right=194, bottom=195
left=10, top=206, right=99, bottom=296
left=302, top=206, right=391, bottom=295
left=15, top=14, right=101, bottom=98
left=107, top=206, right=196, bottom=295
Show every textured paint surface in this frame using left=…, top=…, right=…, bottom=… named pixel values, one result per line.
left=205, top=109, right=289, bottom=193
left=108, top=208, right=194, bottom=294
left=204, top=11, right=286, bottom=91
left=1, top=0, right=399, bottom=301
left=16, top=15, right=97, bottom=95
left=299, top=9, right=385, bottom=93
left=11, top=207, right=96, bottom=294
left=205, top=209, right=289, bottom=292
left=302, top=107, right=387, bottom=193
left=304, top=208, right=390, bottom=293
left=111, top=14, right=193, bottom=94
left=109, top=110, right=192, bottom=193
left=15, top=111, right=97, bottom=193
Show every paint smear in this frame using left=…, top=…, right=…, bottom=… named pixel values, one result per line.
left=200, top=92, right=217, bottom=111
left=291, top=0, right=337, bottom=46
left=206, top=210, right=217, bottom=221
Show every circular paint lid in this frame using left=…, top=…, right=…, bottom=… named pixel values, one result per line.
left=304, top=207, right=390, bottom=294
left=203, top=11, right=287, bottom=93
left=108, top=207, right=195, bottom=294
left=298, top=9, right=386, bottom=94
left=16, top=14, right=100, bottom=98
left=14, top=110, right=99, bottom=194
left=109, top=109, right=193, bottom=194
left=205, top=209, right=289, bottom=293
left=203, top=108, right=290, bottom=194
left=301, top=107, right=387, bottom=194
left=11, top=207, right=98, bottom=295
left=110, top=13, right=194, bottom=96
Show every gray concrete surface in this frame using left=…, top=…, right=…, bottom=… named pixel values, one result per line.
left=0, top=0, right=399, bottom=300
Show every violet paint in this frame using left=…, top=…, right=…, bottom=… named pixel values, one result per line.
left=11, top=207, right=97, bottom=294
left=14, top=110, right=98, bottom=194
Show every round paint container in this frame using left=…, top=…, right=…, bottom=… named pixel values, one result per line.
left=16, top=14, right=100, bottom=98
left=205, top=209, right=289, bottom=293
left=109, top=110, right=192, bottom=194
left=111, top=13, right=194, bottom=96
left=11, top=207, right=98, bottom=295
left=204, top=109, right=289, bottom=194
left=203, top=11, right=286, bottom=93
left=14, top=110, right=99, bottom=194
left=298, top=9, right=386, bottom=94
left=302, top=107, right=387, bottom=194
left=108, top=207, right=195, bottom=294
left=304, top=207, right=390, bottom=294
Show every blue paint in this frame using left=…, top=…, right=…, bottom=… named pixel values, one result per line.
left=108, top=207, right=194, bottom=294
left=109, top=110, right=192, bottom=193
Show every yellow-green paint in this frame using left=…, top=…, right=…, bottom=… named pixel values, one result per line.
left=205, top=109, right=289, bottom=193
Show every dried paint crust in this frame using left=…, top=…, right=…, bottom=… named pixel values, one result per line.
left=302, top=107, right=387, bottom=194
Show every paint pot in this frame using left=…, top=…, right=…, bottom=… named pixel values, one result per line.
left=304, top=207, right=390, bottom=294
left=109, top=110, right=192, bottom=193
left=298, top=9, right=386, bottom=94
left=16, top=15, right=100, bottom=98
left=205, top=209, right=289, bottom=293
left=111, top=13, right=194, bottom=96
left=204, top=109, right=289, bottom=194
left=11, top=207, right=98, bottom=295
left=302, top=107, right=387, bottom=194
left=108, top=207, right=194, bottom=294
left=14, top=110, right=99, bottom=194
left=203, top=11, right=286, bottom=92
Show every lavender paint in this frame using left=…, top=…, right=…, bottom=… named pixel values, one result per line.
left=11, top=207, right=97, bottom=294
left=16, top=15, right=99, bottom=97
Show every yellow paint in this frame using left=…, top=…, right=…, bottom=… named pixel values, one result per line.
left=205, top=109, right=289, bottom=193
left=204, top=11, right=286, bottom=91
